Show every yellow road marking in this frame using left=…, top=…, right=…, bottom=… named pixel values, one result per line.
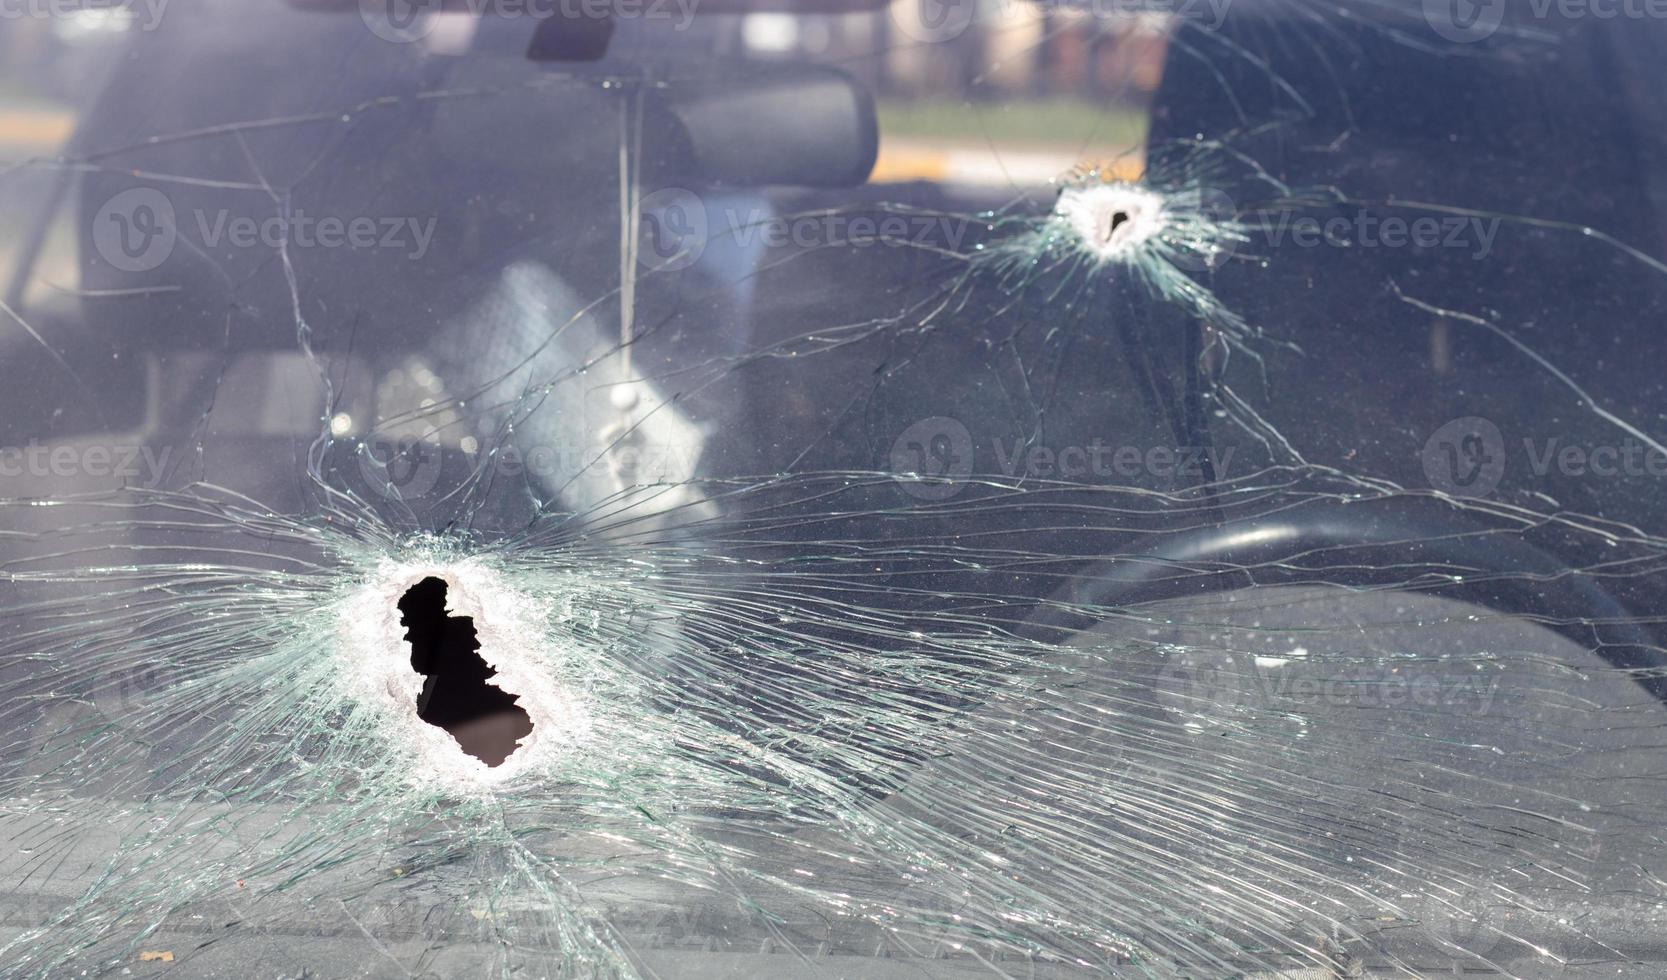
left=0, top=109, right=74, bottom=148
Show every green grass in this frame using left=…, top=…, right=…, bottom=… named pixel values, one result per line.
left=876, top=97, right=1148, bottom=148
left=0, top=83, right=71, bottom=116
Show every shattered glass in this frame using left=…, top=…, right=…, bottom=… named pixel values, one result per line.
left=3, top=0, right=1667, bottom=976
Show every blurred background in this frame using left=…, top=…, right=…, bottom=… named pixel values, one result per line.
left=0, top=2, right=1162, bottom=183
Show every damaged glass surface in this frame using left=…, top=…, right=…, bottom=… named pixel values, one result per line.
left=3, top=0, right=1667, bottom=976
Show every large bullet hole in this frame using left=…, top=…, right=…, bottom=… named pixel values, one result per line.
left=1055, top=183, right=1164, bottom=261
left=398, top=577, right=533, bottom=767
left=1095, top=205, right=1142, bottom=250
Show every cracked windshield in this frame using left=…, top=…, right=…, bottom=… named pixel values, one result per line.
left=5, top=0, right=1667, bottom=977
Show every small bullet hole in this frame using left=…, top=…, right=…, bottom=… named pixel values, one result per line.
left=398, top=577, right=532, bottom=767
left=1093, top=208, right=1133, bottom=246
